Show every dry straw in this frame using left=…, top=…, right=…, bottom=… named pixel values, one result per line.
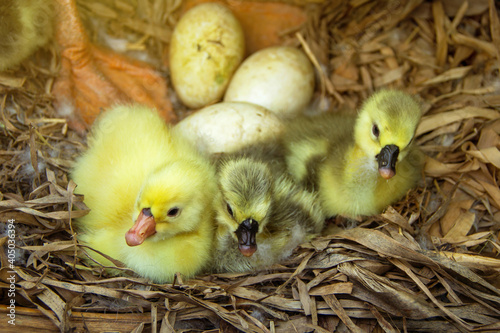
left=1, top=0, right=500, bottom=331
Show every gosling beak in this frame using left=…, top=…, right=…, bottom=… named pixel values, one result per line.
left=125, top=208, right=157, bottom=246
left=235, top=218, right=259, bottom=257
left=376, top=144, right=399, bottom=180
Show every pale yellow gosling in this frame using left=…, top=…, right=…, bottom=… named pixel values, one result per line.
left=284, top=90, right=424, bottom=218
left=212, top=151, right=324, bottom=273
left=0, top=0, right=54, bottom=71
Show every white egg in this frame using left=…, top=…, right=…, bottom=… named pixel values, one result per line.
left=174, top=102, right=283, bottom=154
left=170, top=3, right=245, bottom=109
left=224, top=46, right=315, bottom=117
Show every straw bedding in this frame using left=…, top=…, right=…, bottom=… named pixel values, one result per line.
left=1, top=0, right=499, bottom=332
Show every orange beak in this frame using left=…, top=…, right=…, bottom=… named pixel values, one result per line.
left=125, top=209, right=157, bottom=246
left=379, top=168, right=395, bottom=180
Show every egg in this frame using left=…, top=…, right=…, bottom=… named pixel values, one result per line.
left=224, top=46, right=315, bottom=117
left=174, top=102, right=283, bottom=154
left=170, top=3, right=245, bottom=109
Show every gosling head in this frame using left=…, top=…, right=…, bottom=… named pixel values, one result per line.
left=215, top=158, right=273, bottom=257
left=126, top=159, right=213, bottom=246
left=354, top=90, right=422, bottom=179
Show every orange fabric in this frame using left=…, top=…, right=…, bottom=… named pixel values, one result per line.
left=53, top=0, right=175, bottom=132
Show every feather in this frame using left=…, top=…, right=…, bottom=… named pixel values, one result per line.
left=283, top=89, right=424, bottom=218
left=212, top=143, right=324, bottom=273
left=0, top=0, right=54, bottom=70
left=71, top=105, right=217, bottom=283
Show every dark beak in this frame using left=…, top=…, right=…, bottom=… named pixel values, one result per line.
left=376, top=144, right=399, bottom=179
left=235, top=218, right=259, bottom=257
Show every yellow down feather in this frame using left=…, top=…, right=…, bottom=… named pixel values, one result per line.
left=212, top=146, right=324, bottom=273
left=0, top=0, right=54, bottom=71
left=71, top=105, right=217, bottom=283
left=284, top=90, right=424, bottom=218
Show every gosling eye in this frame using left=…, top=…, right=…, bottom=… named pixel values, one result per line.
left=167, top=207, right=180, bottom=217
left=372, top=124, right=380, bottom=139
left=226, top=203, right=234, bottom=217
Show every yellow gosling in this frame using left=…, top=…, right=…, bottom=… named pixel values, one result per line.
left=71, top=105, right=217, bottom=283
left=212, top=146, right=324, bottom=273
left=284, top=90, right=424, bottom=218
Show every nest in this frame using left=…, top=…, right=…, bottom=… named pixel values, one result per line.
left=1, top=0, right=500, bottom=332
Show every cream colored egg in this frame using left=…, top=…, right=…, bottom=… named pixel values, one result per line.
left=170, top=3, right=245, bottom=109
left=174, top=102, right=283, bottom=154
left=224, top=46, right=315, bottom=117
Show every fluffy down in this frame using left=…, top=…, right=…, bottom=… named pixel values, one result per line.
left=0, top=0, right=54, bottom=71
left=72, top=105, right=217, bottom=283
left=283, top=89, right=424, bottom=218
left=212, top=145, right=324, bottom=273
